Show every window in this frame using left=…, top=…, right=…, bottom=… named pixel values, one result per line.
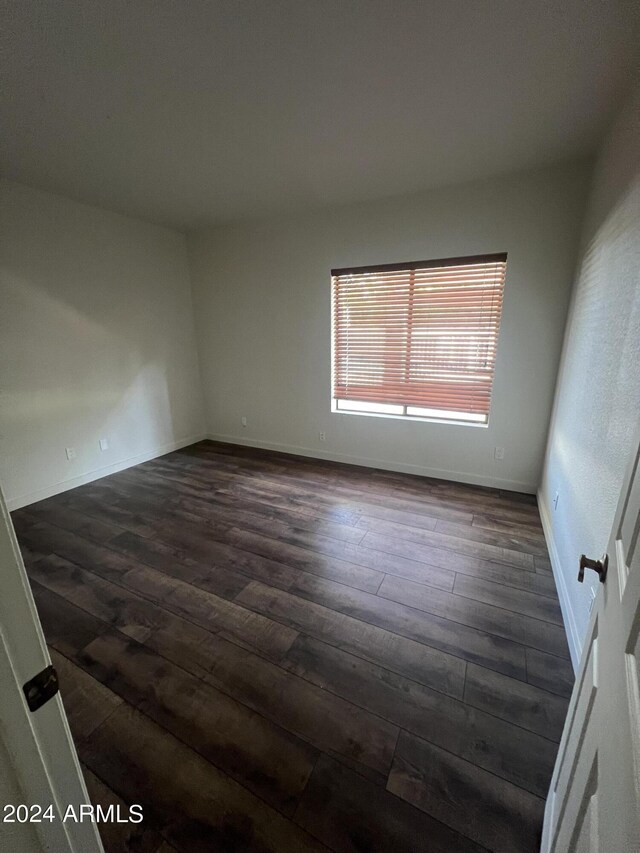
left=331, top=253, right=507, bottom=425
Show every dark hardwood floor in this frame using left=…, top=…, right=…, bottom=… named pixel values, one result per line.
left=11, top=441, right=574, bottom=852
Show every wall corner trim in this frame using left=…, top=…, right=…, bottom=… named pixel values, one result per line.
left=207, top=432, right=537, bottom=493
left=537, top=489, right=582, bottom=672
left=5, top=433, right=208, bottom=511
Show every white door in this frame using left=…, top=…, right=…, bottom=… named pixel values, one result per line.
left=541, top=430, right=640, bottom=852
left=0, top=485, right=103, bottom=853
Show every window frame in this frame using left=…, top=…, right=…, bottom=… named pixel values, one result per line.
left=330, top=252, right=507, bottom=427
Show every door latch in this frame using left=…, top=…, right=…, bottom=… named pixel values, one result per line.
left=578, top=553, right=608, bottom=584
left=23, top=665, right=59, bottom=712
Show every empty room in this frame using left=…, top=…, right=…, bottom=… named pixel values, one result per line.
left=1, top=2, right=639, bottom=851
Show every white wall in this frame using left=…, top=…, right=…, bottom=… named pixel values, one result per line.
left=189, top=162, right=590, bottom=493
left=539, top=84, right=640, bottom=669
left=0, top=180, right=205, bottom=509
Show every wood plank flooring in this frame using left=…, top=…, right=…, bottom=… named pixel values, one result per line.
left=11, top=441, right=574, bottom=852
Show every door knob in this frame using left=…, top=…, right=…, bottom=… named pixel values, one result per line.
left=578, top=554, right=608, bottom=583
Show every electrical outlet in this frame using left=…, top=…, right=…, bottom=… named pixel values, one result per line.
left=99, top=438, right=109, bottom=451
left=65, top=447, right=77, bottom=461
left=553, top=491, right=560, bottom=511
left=494, top=446, right=504, bottom=461
left=319, top=431, right=326, bottom=442
left=241, top=416, right=247, bottom=427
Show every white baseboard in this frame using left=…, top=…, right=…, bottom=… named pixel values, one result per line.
left=5, top=433, right=208, bottom=511
left=537, top=490, right=581, bottom=672
left=206, top=432, right=537, bottom=494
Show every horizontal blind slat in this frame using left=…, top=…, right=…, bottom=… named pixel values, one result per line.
left=332, top=256, right=506, bottom=419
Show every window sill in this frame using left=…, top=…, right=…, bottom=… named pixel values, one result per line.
left=331, top=407, right=489, bottom=428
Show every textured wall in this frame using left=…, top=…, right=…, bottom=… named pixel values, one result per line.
left=189, top=161, right=589, bottom=493
left=540, top=83, right=640, bottom=667
left=0, top=181, right=205, bottom=507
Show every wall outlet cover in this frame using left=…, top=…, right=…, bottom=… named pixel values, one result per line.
left=99, top=438, right=109, bottom=451
left=65, top=447, right=76, bottom=461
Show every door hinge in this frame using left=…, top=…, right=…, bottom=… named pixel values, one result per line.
left=578, top=553, right=608, bottom=584
left=23, top=665, right=59, bottom=712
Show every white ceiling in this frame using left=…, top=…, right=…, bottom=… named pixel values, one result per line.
left=2, top=1, right=639, bottom=230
